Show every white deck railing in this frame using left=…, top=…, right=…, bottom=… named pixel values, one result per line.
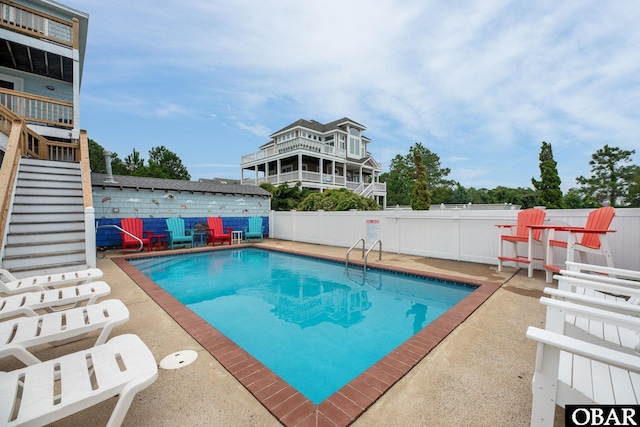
left=269, top=208, right=640, bottom=271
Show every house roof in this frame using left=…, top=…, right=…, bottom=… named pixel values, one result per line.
left=91, top=173, right=271, bottom=197
left=270, top=117, right=367, bottom=138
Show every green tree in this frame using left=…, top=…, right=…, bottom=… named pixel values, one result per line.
left=531, top=141, right=564, bottom=208
left=466, top=187, right=491, bottom=204
left=380, top=154, right=413, bottom=206
left=146, top=146, right=191, bottom=180
left=410, top=151, right=431, bottom=210
left=576, top=145, right=636, bottom=207
left=562, top=188, right=600, bottom=209
left=87, top=138, right=126, bottom=175
left=124, top=149, right=145, bottom=174
left=260, top=182, right=309, bottom=211
left=298, top=188, right=379, bottom=211
left=625, top=165, right=640, bottom=207
left=487, top=186, right=538, bottom=208
left=380, top=143, right=454, bottom=206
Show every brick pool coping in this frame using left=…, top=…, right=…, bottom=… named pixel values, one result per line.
left=114, top=245, right=501, bottom=426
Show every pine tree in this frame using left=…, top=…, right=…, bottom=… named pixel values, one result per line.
left=410, top=151, right=431, bottom=210
left=531, top=141, right=564, bottom=208
left=576, top=144, right=636, bottom=207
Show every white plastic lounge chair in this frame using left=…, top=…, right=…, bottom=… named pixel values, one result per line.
left=562, top=261, right=640, bottom=283
left=0, top=281, right=111, bottom=320
left=0, top=267, right=103, bottom=295
left=0, top=333, right=158, bottom=427
left=0, top=299, right=129, bottom=366
left=526, top=326, right=640, bottom=427
left=540, top=296, right=640, bottom=355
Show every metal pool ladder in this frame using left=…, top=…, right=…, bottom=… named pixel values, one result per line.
left=346, top=239, right=382, bottom=278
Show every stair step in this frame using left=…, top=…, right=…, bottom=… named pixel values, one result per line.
left=2, top=251, right=86, bottom=271
left=12, top=203, right=85, bottom=214
left=17, top=178, right=82, bottom=188
left=10, top=213, right=84, bottom=223
left=19, top=164, right=81, bottom=178
left=20, top=157, right=81, bottom=169
left=9, top=262, right=92, bottom=278
left=5, top=240, right=86, bottom=256
left=15, top=186, right=83, bottom=196
left=6, top=230, right=85, bottom=245
left=13, top=195, right=84, bottom=205
left=9, top=221, right=84, bottom=234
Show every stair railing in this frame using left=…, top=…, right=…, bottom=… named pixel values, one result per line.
left=0, top=119, right=24, bottom=250
left=95, top=224, right=143, bottom=258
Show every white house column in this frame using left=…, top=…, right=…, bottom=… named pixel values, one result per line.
left=332, top=160, right=336, bottom=183
left=277, top=158, right=281, bottom=184
left=264, top=161, right=268, bottom=184
left=298, top=153, right=303, bottom=181
left=71, top=18, right=81, bottom=140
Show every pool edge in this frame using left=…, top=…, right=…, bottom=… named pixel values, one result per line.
left=113, top=247, right=501, bottom=427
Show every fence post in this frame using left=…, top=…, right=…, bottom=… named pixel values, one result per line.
left=85, top=206, right=96, bottom=268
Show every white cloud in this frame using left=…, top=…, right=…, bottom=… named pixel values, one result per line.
left=65, top=0, right=640, bottom=186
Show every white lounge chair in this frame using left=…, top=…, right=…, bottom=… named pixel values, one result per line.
left=526, top=326, right=640, bottom=427
left=0, top=267, right=103, bottom=295
left=540, top=296, right=640, bottom=354
left=554, top=273, right=640, bottom=303
left=0, top=299, right=129, bottom=365
left=562, top=261, right=640, bottom=284
left=0, top=333, right=158, bottom=427
left=0, top=281, right=111, bottom=320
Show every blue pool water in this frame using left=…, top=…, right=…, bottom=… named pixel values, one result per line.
left=129, top=248, right=474, bottom=404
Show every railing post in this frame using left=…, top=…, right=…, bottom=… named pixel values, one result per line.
left=0, top=119, right=23, bottom=250
left=85, top=206, right=96, bottom=268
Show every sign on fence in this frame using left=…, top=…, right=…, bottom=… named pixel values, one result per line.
left=366, top=219, right=380, bottom=245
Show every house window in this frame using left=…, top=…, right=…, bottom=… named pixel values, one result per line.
left=349, top=137, right=361, bottom=157
left=282, top=165, right=293, bottom=173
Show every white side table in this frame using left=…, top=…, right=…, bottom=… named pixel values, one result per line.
left=231, top=230, right=243, bottom=244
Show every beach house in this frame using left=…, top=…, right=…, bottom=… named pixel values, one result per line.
left=240, top=117, right=387, bottom=208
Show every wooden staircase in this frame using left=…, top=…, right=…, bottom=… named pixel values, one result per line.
left=2, top=157, right=89, bottom=275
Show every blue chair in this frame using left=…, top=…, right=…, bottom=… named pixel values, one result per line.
left=165, top=217, right=194, bottom=249
left=244, top=217, right=264, bottom=242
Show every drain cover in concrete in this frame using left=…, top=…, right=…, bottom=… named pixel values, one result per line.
left=160, top=350, right=198, bottom=369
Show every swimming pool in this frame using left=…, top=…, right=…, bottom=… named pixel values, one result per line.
left=129, top=248, right=474, bottom=404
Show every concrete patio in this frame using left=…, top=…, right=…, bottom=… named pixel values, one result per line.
left=0, top=239, right=564, bottom=426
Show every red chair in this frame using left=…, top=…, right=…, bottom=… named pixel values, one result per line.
left=496, top=208, right=547, bottom=277
left=120, top=218, right=152, bottom=252
left=542, top=206, right=616, bottom=282
left=206, top=217, right=232, bottom=245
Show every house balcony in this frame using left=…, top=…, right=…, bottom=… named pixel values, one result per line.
left=0, top=1, right=78, bottom=49
left=0, top=88, right=73, bottom=129
left=241, top=137, right=346, bottom=165
left=241, top=171, right=385, bottom=197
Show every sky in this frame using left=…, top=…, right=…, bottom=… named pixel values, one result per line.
left=62, top=0, right=639, bottom=192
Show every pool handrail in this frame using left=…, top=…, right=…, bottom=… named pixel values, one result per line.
left=363, top=240, right=382, bottom=275
left=95, top=223, right=143, bottom=258
left=346, top=238, right=365, bottom=268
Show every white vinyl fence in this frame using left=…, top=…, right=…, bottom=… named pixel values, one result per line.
left=269, top=208, right=640, bottom=271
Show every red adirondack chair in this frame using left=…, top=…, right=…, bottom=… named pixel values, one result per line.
left=496, top=208, right=547, bottom=277
left=120, top=218, right=152, bottom=252
left=207, top=217, right=232, bottom=245
left=543, top=206, right=616, bottom=282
